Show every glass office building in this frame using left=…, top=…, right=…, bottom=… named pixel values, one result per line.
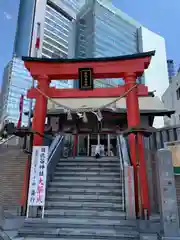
left=0, top=0, right=21, bottom=85
left=42, top=3, right=73, bottom=59
left=74, top=0, right=141, bottom=88
left=50, top=0, right=86, bottom=14
left=0, top=56, right=71, bottom=126
left=39, top=0, right=86, bottom=88
left=14, top=0, right=85, bottom=57
left=0, top=58, right=33, bottom=126
left=0, top=0, right=85, bottom=125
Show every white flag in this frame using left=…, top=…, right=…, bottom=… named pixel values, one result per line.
left=92, top=109, right=103, bottom=122
left=77, top=112, right=83, bottom=119
left=67, top=111, right=72, bottom=120
left=82, top=112, right=88, bottom=123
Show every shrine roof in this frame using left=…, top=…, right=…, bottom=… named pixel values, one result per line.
left=47, top=95, right=174, bottom=117
left=22, top=51, right=155, bottom=63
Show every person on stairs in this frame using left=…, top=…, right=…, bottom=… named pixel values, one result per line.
left=95, top=144, right=101, bottom=159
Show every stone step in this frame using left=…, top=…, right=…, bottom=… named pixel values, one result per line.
left=58, top=159, right=120, bottom=164
left=23, top=217, right=137, bottom=227
left=46, top=194, right=123, bottom=202
left=18, top=238, right=139, bottom=240
left=52, top=176, right=122, bottom=183
left=57, top=162, right=120, bottom=167
left=18, top=227, right=139, bottom=239
left=46, top=201, right=123, bottom=209
left=44, top=209, right=125, bottom=219
left=45, top=204, right=123, bottom=212
left=61, top=157, right=119, bottom=161
left=47, top=187, right=123, bottom=195
left=53, top=176, right=122, bottom=181
left=55, top=167, right=120, bottom=172
left=54, top=171, right=121, bottom=177
left=49, top=181, right=122, bottom=188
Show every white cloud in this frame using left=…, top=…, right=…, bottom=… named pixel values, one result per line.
left=4, top=12, right=12, bottom=20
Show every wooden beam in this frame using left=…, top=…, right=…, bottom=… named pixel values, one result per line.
left=27, top=85, right=148, bottom=99
left=23, top=55, right=153, bottom=80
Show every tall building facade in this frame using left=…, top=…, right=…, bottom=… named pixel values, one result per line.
left=13, top=0, right=36, bottom=57
left=74, top=0, right=141, bottom=88
left=15, top=0, right=85, bottom=90
left=73, top=0, right=169, bottom=128
left=162, top=72, right=180, bottom=126
left=138, top=27, right=169, bottom=127
left=73, top=0, right=169, bottom=116
left=0, top=0, right=85, bottom=125
left=14, top=0, right=85, bottom=57
left=167, top=59, right=176, bottom=83
left=0, top=58, right=33, bottom=125
left=0, top=0, right=21, bottom=85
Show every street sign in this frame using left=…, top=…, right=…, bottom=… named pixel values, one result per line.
left=79, top=68, right=93, bottom=90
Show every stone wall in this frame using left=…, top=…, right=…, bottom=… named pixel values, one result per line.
left=0, top=145, right=27, bottom=212
left=144, top=148, right=160, bottom=214
left=145, top=148, right=180, bottom=216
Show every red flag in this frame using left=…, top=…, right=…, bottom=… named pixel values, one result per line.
left=35, top=23, right=41, bottom=49
left=17, top=94, right=24, bottom=128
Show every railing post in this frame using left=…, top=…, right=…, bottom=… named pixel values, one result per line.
left=117, top=135, right=136, bottom=219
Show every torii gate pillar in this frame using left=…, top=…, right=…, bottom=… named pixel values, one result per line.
left=32, top=75, right=51, bottom=146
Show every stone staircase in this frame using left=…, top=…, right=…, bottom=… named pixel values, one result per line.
left=17, top=157, right=140, bottom=239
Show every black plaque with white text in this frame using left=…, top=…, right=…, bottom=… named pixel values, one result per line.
left=79, top=68, right=93, bottom=90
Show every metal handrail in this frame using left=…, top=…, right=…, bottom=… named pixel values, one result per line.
left=117, top=135, right=132, bottom=214
left=42, top=135, right=64, bottom=218
left=48, top=135, right=64, bottom=165
left=0, top=135, right=17, bottom=145
left=48, top=135, right=62, bottom=158
left=117, top=135, right=125, bottom=213
left=117, top=135, right=136, bottom=219
left=120, top=135, right=131, bottom=166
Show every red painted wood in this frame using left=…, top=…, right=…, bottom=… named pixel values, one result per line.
left=24, top=56, right=151, bottom=80
left=73, top=134, right=78, bottom=158
left=27, top=85, right=148, bottom=99
left=137, top=134, right=150, bottom=216
left=32, top=76, right=50, bottom=146
left=124, top=73, right=150, bottom=217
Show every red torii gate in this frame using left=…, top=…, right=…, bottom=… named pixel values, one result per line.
left=23, top=51, right=155, bottom=218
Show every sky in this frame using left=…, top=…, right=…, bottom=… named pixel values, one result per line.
left=113, top=0, right=180, bottom=67
left=0, top=0, right=20, bottom=88
left=0, top=0, right=179, bottom=87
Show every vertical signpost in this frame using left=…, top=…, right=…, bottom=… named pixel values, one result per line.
left=27, top=146, right=49, bottom=218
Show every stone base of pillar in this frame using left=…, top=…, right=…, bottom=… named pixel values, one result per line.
left=157, top=149, right=180, bottom=238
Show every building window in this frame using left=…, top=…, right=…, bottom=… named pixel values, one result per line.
left=79, top=19, right=86, bottom=25
left=176, top=87, right=180, bottom=100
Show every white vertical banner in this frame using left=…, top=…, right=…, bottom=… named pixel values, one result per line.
left=27, top=146, right=48, bottom=210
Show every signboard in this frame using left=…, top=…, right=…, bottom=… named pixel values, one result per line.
left=164, top=141, right=180, bottom=175
left=27, top=146, right=49, bottom=207
left=91, top=145, right=105, bottom=156
left=79, top=68, right=93, bottom=90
